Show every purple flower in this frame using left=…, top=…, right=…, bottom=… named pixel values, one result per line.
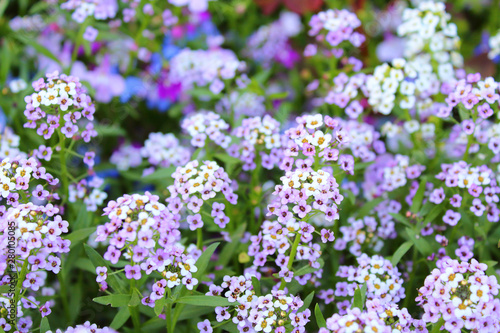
left=83, top=26, right=98, bottom=42
left=125, top=264, right=142, bottom=280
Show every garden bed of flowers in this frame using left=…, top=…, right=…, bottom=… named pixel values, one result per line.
left=1, top=0, right=500, bottom=332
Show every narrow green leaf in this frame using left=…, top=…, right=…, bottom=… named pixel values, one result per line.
left=423, top=205, right=443, bottom=225
left=0, top=285, right=10, bottom=293
left=298, top=291, right=314, bottom=312
left=193, top=242, right=219, bottom=281
left=110, top=307, right=130, bottom=330
left=66, top=227, right=95, bottom=248
left=315, top=304, right=326, bottom=328
left=268, top=91, right=289, bottom=100
left=389, top=213, right=413, bottom=228
left=406, top=228, right=432, bottom=257
left=391, top=241, right=413, bottom=266
left=84, top=244, right=127, bottom=293
left=411, top=178, right=427, bottom=214
left=13, top=34, right=62, bottom=66
left=129, top=290, right=141, bottom=306
left=294, top=258, right=324, bottom=277
left=357, top=197, right=384, bottom=217
left=93, top=294, right=131, bottom=307
left=251, top=277, right=261, bottom=296
left=142, top=166, right=177, bottom=182
left=176, top=295, right=236, bottom=307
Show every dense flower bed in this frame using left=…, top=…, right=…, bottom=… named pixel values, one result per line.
left=1, top=0, right=500, bottom=332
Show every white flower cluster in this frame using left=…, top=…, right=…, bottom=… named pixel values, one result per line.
left=336, top=254, right=405, bottom=305
left=0, top=127, right=26, bottom=160
left=234, top=115, right=281, bottom=150
left=68, top=176, right=108, bottom=212
left=169, top=48, right=245, bottom=94
left=397, top=1, right=462, bottom=81
left=381, top=154, right=411, bottom=191
left=489, top=31, right=500, bottom=60
left=181, top=111, right=231, bottom=148
left=366, top=57, right=440, bottom=115
left=60, top=0, right=118, bottom=23
left=208, top=275, right=310, bottom=333
left=141, top=132, right=191, bottom=169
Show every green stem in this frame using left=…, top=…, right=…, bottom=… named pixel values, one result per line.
left=166, top=288, right=174, bottom=333
left=57, top=269, right=71, bottom=322
left=197, top=228, right=203, bottom=250
left=129, top=280, right=141, bottom=333
left=58, top=130, right=70, bottom=204
left=13, top=259, right=29, bottom=316
left=279, top=233, right=301, bottom=290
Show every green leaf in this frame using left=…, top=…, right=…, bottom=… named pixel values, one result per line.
left=391, top=241, right=413, bottom=266
left=423, top=205, right=443, bottom=225
left=406, top=228, right=432, bottom=257
left=357, top=197, right=384, bottom=217
left=142, top=166, right=177, bottom=182
left=0, top=285, right=10, bottom=293
left=176, top=295, right=236, bottom=307
left=13, top=34, right=62, bottom=66
left=110, top=307, right=130, bottom=330
left=315, top=304, right=326, bottom=328
left=214, top=154, right=242, bottom=176
left=251, top=277, right=261, bottom=296
left=84, top=244, right=127, bottom=293
left=129, top=290, right=141, bottom=306
left=94, top=125, right=127, bottom=137
left=40, top=317, right=50, bottom=333
left=193, top=242, right=219, bottom=281
left=411, top=178, right=427, bottom=214
left=73, top=203, right=91, bottom=230
left=66, top=227, right=96, bottom=248
left=0, top=41, right=11, bottom=84
left=351, top=284, right=366, bottom=310
left=430, top=319, right=444, bottom=333
left=389, top=213, right=413, bottom=228
left=154, top=297, right=165, bottom=316
left=294, top=258, right=324, bottom=277
left=93, top=294, right=132, bottom=307
left=298, top=291, right=314, bottom=312
left=267, top=91, right=289, bottom=100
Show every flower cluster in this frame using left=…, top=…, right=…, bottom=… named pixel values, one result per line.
left=325, top=72, right=368, bottom=119
left=281, top=114, right=356, bottom=175
left=216, top=90, right=266, bottom=118
left=308, top=9, right=365, bottom=52
left=141, top=132, right=191, bottom=169
left=0, top=157, right=59, bottom=205
left=334, top=214, right=397, bottom=256
left=248, top=217, right=324, bottom=286
left=320, top=307, right=394, bottom=333
left=267, top=168, right=342, bottom=226
left=48, top=321, right=118, bottom=333
left=366, top=57, right=441, bottom=115
left=68, top=176, right=108, bottom=211
left=60, top=0, right=118, bottom=23
left=23, top=71, right=97, bottom=142
left=181, top=111, right=231, bottom=149
left=230, top=115, right=283, bottom=171
left=206, top=274, right=311, bottom=333
left=245, top=11, right=302, bottom=68
left=397, top=1, right=462, bottom=81
left=335, top=254, right=405, bottom=306
left=435, top=161, right=498, bottom=222
left=110, top=143, right=143, bottom=171
left=167, top=160, right=237, bottom=230
left=416, top=258, right=500, bottom=332
left=169, top=48, right=245, bottom=94
left=0, top=127, right=26, bottom=160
